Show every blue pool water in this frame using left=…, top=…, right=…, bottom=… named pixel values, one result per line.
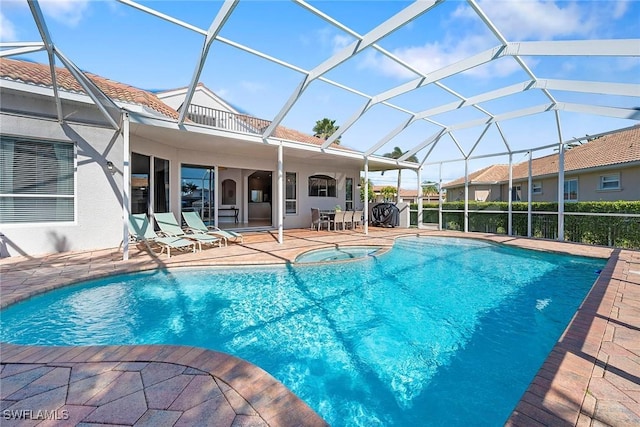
left=295, top=245, right=382, bottom=263
left=0, top=237, right=605, bottom=426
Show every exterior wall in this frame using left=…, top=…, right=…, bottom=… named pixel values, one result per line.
left=507, top=166, right=640, bottom=202
left=445, top=184, right=501, bottom=202
left=1, top=100, right=124, bottom=257
left=284, top=163, right=362, bottom=229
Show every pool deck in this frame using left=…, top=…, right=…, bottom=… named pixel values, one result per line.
left=1, top=228, right=638, bottom=426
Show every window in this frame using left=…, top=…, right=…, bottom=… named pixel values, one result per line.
left=154, top=157, right=170, bottom=213
left=222, top=179, right=236, bottom=205
left=1, top=137, right=74, bottom=223
left=564, top=179, right=578, bottom=201
left=599, top=174, right=620, bottom=190
left=345, top=177, right=353, bottom=210
left=131, top=153, right=150, bottom=215
left=532, top=182, right=542, bottom=195
left=285, top=172, right=297, bottom=214
left=511, top=185, right=521, bottom=202
left=308, top=174, right=336, bottom=197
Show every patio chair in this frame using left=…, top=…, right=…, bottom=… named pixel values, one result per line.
left=343, top=210, right=354, bottom=229
left=331, top=210, right=347, bottom=231
left=128, top=213, right=196, bottom=258
left=353, top=210, right=364, bottom=229
left=182, top=211, right=244, bottom=245
left=310, top=207, right=329, bottom=231
left=154, top=212, right=222, bottom=250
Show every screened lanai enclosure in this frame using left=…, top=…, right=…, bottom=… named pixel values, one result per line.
left=2, top=0, right=639, bottom=256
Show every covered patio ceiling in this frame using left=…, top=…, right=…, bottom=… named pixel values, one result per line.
left=2, top=0, right=639, bottom=175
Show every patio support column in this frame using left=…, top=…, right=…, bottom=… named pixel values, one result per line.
left=214, top=165, right=219, bottom=227
left=464, top=159, right=469, bottom=233
left=277, top=143, right=283, bottom=244
left=438, top=163, right=443, bottom=231
left=527, top=151, right=533, bottom=238
left=508, top=153, right=513, bottom=236
left=364, top=157, right=369, bottom=235
left=555, top=111, right=565, bottom=241
left=416, top=166, right=423, bottom=227
left=122, top=111, right=131, bottom=261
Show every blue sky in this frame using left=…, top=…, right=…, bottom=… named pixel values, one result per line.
left=2, top=0, right=639, bottom=188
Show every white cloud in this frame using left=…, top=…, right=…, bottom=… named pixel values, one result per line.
left=612, top=0, right=630, bottom=19
left=358, top=33, right=524, bottom=81
left=0, top=12, right=17, bottom=41
left=39, top=0, right=90, bottom=27
left=315, top=27, right=355, bottom=55
left=454, top=0, right=593, bottom=41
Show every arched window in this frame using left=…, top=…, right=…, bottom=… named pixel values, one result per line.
left=222, top=179, right=236, bottom=205
left=308, top=174, right=336, bottom=197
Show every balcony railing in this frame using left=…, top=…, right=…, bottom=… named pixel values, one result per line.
left=186, top=104, right=272, bottom=136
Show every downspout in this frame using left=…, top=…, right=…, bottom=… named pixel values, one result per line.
left=122, top=111, right=131, bottom=261
left=527, top=151, right=533, bottom=238
left=277, top=143, right=283, bottom=244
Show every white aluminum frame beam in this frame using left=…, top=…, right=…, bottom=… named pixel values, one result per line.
left=0, top=42, right=46, bottom=57
left=27, top=0, right=63, bottom=122
left=54, top=49, right=121, bottom=130
left=178, top=0, right=239, bottom=125
left=262, top=0, right=441, bottom=140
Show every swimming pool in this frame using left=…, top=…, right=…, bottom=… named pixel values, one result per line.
left=0, top=236, right=605, bottom=426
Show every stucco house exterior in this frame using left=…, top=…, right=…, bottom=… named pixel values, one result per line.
left=0, top=58, right=407, bottom=257
left=443, top=125, right=640, bottom=203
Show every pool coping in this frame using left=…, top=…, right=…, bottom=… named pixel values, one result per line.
left=1, top=228, right=639, bottom=426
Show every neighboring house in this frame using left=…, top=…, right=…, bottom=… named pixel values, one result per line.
left=443, top=125, right=640, bottom=203
left=0, top=58, right=394, bottom=257
left=371, top=186, right=442, bottom=204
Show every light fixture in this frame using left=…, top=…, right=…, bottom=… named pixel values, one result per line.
left=106, top=161, right=115, bottom=174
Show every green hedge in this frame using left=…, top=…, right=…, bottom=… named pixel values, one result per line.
left=409, top=201, right=640, bottom=249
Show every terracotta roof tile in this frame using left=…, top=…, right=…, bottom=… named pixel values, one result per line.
left=443, top=164, right=509, bottom=188
left=0, top=58, right=178, bottom=119
left=444, top=125, right=640, bottom=187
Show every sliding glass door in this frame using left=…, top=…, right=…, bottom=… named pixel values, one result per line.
left=181, top=165, right=215, bottom=223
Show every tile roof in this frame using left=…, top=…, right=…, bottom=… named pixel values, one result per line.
left=1, top=58, right=347, bottom=151
left=0, top=58, right=179, bottom=119
left=443, top=125, right=640, bottom=188
left=443, top=164, right=510, bottom=188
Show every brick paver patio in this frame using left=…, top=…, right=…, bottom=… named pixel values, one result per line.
left=1, top=229, right=638, bottom=426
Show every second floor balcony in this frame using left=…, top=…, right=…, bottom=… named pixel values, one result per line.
left=186, top=104, right=272, bottom=136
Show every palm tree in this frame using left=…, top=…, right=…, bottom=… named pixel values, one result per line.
left=383, top=146, right=419, bottom=204
left=313, top=118, right=341, bottom=143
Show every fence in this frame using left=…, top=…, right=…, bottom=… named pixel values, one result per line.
left=410, top=202, right=640, bottom=249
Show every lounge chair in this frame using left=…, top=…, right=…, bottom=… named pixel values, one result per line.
left=182, top=211, right=244, bottom=245
left=153, top=212, right=222, bottom=250
left=128, top=213, right=196, bottom=258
